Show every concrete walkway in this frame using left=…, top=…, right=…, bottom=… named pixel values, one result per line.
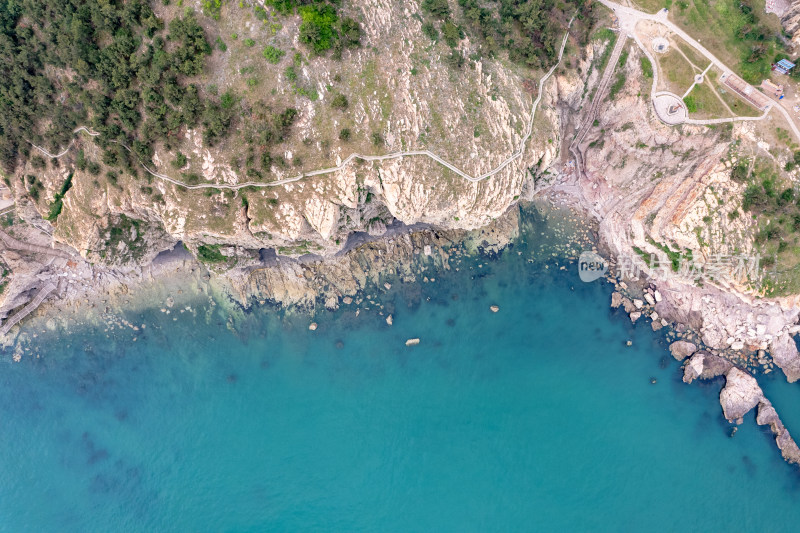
left=0, top=282, right=57, bottom=336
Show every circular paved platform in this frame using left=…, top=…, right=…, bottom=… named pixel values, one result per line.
left=652, top=37, right=669, bottom=54
left=653, top=93, right=687, bottom=125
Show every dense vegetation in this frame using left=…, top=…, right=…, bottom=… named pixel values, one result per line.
left=421, top=0, right=595, bottom=68
left=262, top=0, right=361, bottom=57
left=733, top=158, right=800, bottom=261
left=0, top=0, right=363, bottom=182
left=0, top=0, right=237, bottom=177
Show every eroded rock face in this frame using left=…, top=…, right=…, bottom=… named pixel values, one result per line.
left=770, top=333, right=800, bottom=383
left=719, top=368, right=762, bottom=424
left=669, top=340, right=697, bottom=361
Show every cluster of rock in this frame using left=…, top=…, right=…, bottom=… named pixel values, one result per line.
left=610, top=282, right=665, bottom=329
left=610, top=278, right=800, bottom=468
left=674, top=342, right=800, bottom=466
left=226, top=209, right=521, bottom=312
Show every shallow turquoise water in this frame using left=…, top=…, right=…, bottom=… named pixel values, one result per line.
left=2, top=219, right=800, bottom=531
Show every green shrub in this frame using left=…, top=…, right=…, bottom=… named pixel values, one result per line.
left=299, top=5, right=338, bottom=54
left=640, top=56, right=653, bottom=79
left=263, top=45, right=285, bottom=64
left=330, top=93, right=348, bottom=110
left=197, top=244, right=226, bottom=263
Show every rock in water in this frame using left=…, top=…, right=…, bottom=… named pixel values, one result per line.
left=719, top=368, right=763, bottom=424
left=405, top=338, right=420, bottom=346
left=610, top=291, right=623, bottom=308
left=308, top=323, right=318, bottom=331
left=490, top=305, right=499, bottom=313
left=386, top=314, right=393, bottom=326
left=669, top=340, right=697, bottom=361
left=757, top=400, right=800, bottom=465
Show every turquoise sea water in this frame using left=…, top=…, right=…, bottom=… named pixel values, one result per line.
left=2, top=211, right=800, bottom=532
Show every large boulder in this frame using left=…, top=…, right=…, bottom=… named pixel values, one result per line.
left=770, top=333, right=800, bottom=383
left=682, top=351, right=732, bottom=384
left=669, top=340, right=697, bottom=361
left=719, top=368, right=763, bottom=424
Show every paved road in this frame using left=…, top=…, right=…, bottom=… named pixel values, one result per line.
left=31, top=25, right=573, bottom=192
left=598, top=0, right=800, bottom=139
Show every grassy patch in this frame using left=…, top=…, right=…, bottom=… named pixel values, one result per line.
left=656, top=50, right=695, bottom=94
left=263, top=45, right=285, bottom=64
left=196, top=244, right=227, bottom=263
left=683, top=81, right=730, bottom=118
left=640, top=56, right=653, bottom=79
left=594, top=34, right=619, bottom=74
left=647, top=237, right=683, bottom=271
left=607, top=49, right=630, bottom=100
left=46, top=172, right=74, bottom=222
left=668, top=0, right=786, bottom=84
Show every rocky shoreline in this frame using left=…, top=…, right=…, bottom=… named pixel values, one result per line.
left=2, top=194, right=800, bottom=468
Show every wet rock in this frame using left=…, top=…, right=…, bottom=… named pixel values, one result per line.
left=629, top=311, right=641, bottom=323
left=622, top=298, right=636, bottom=314
left=610, top=291, right=623, bottom=309
left=757, top=400, right=800, bottom=465
left=669, top=340, right=697, bottom=361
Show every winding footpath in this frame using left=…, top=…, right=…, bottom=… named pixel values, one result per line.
left=31, top=23, right=573, bottom=193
